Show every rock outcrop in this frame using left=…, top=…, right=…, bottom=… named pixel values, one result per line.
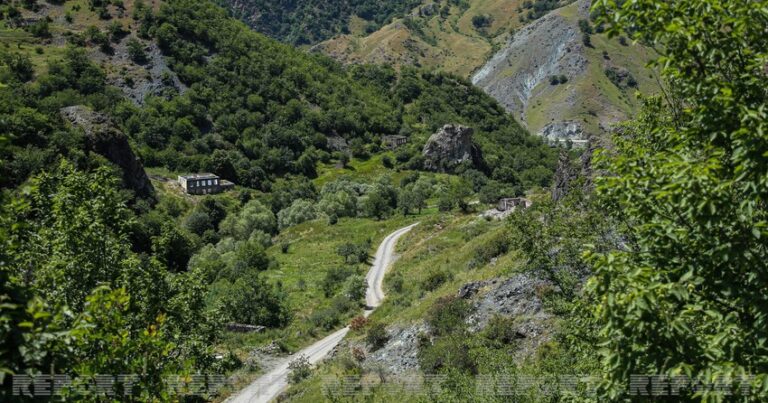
left=552, top=150, right=578, bottom=202
left=60, top=106, right=154, bottom=200
left=465, top=273, right=553, bottom=359
left=539, top=120, right=585, bottom=142
left=551, top=144, right=598, bottom=202
left=422, top=124, right=483, bottom=172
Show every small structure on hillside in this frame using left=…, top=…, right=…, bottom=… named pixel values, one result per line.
left=498, top=197, right=532, bottom=212
left=383, top=135, right=408, bottom=150
left=178, top=173, right=234, bottom=195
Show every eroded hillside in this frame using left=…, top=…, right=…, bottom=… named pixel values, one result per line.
left=472, top=0, right=657, bottom=141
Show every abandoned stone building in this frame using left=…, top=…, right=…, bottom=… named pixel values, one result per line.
left=178, top=173, right=234, bottom=195
left=498, top=197, right=533, bottom=212
left=383, top=135, right=408, bottom=150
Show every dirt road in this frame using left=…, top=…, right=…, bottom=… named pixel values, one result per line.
left=226, top=223, right=418, bottom=403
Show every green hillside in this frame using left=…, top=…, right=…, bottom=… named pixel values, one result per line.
left=0, top=0, right=556, bottom=399
left=217, top=0, right=421, bottom=45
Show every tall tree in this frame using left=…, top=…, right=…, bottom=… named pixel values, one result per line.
left=589, top=0, right=768, bottom=399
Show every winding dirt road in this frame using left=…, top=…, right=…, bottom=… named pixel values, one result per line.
left=226, top=223, right=419, bottom=403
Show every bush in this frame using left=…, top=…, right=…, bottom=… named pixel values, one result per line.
left=426, top=295, right=471, bottom=336
left=421, top=269, right=452, bottom=292
left=343, top=274, right=367, bottom=304
left=322, top=266, right=356, bottom=297
left=127, top=37, right=148, bottom=64
left=366, top=323, right=389, bottom=350
left=288, top=355, right=312, bottom=384
left=471, top=14, right=492, bottom=29
left=309, top=306, right=343, bottom=330
left=277, top=199, right=318, bottom=230
left=350, top=316, right=369, bottom=331
left=483, top=315, right=521, bottom=346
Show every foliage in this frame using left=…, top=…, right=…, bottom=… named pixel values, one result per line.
left=220, top=0, right=421, bottom=45
left=209, top=275, right=290, bottom=327
left=288, top=355, right=312, bottom=384
left=365, top=322, right=389, bottom=351
left=588, top=0, right=768, bottom=399
left=277, top=199, right=318, bottom=230
left=219, top=199, right=276, bottom=239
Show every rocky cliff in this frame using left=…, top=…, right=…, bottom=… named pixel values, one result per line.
left=421, top=124, right=483, bottom=173
left=472, top=0, right=656, bottom=141
left=60, top=106, right=154, bottom=200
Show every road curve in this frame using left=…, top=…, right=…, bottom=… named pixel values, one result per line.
left=226, top=223, right=419, bottom=403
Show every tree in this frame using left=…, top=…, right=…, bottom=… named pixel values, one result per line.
left=588, top=0, right=768, bottom=399
left=152, top=222, right=194, bottom=272
left=366, top=323, right=389, bottom=351
left=212, top=276, right=290, bottom=327
left=398, top=187, right=417, bottom=216
left=277, top=199, right=318, bottom=230
left=219, top=200, right=277, bottom=239
left=126, top=38, right=147, bottom=64
left=12, top=162, right=137, bottom=310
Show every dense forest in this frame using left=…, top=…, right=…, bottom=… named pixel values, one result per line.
left=218, top=0, right=422, bottom=45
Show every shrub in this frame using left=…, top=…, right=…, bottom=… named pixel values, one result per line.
left=483, top=315, right=521, bottom=345
left=309, top=307, right=342, bottom=330
left=350, top=316, right=369, bottom=331
left=421, top=269, right=452, bottom=292
left=322, top=266, right=356, bottom=297
left=426, top=295, right=471, bottom=336
left=288, top=355, right=312, bottom=384
left=277, top=199, right=318, bottom=230
left=366, top=323, right=389, bottom=350
left=471, top=14, right=492, bottom=29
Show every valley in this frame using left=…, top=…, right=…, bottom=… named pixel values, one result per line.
left=1, top=0, right=765, bottom=402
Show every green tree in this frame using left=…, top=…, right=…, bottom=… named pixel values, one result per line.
left=219, top=200, right=277, bottom=239
left=277, top=199, right=318, bottom=230
left=13, top=162, right=137, bottom=310
left=588, top=0, right=768, bottom=399
left=127, top=37, right=149, bottom=64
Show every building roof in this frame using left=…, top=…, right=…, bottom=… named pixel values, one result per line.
left=180, top=173, right=219, bottom=180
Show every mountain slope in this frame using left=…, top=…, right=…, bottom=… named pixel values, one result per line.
left=313, top=0, right=528, bottom=78
left=310, top=0, right=657, bottom=141
left=472, top=0, right=657, bottom=140
left=1, top=0, right=556, bottom=191
left=218, top=0, right=421, bottom=45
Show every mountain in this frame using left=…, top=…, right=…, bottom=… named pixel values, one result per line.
left=472, top=0, right=657, bottom=142
left=217, top=0, right=421, bottom=45
left=307, top=0, right=657, bottom=141
left=312, top=0, right=527, bottom=78
left=0, top=0, right=555, bottom=191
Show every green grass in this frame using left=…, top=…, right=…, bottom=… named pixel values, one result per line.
left=314, top=153, right=453, bottom=189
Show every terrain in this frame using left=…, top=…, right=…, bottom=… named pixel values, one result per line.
left=309, top=0, right=657, bottom=141
left=472, top=0, right=657, bottom=141
left=0, top=0, right=557, bottom=400
left=228, top=223, right=417, bottom=403
left=3, top=0, right=761, bottom=402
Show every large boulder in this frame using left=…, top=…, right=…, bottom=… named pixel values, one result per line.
left=421, top=124, right=483, bottom=172
left=60, top=106, right=154, bottom=200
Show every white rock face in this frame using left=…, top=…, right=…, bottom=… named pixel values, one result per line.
left=472, top=1, right=589, bottom=123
